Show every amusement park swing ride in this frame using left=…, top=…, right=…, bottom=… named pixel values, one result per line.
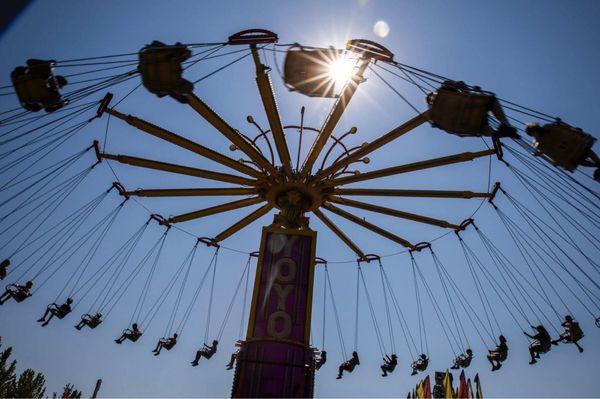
left=0, top=28, right=598, bottom=397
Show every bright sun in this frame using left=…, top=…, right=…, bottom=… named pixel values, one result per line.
left=328, top=58, right=355, bottom=85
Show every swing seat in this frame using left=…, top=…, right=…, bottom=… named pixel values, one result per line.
left=82, top=314, right=102, bottom=328
left=383, top=363, right=396, bottom=372
left=55, top=309, right=70, bottom=319
left=283, top=46, right=343, bottom=98
left=164, top=342, right=176, bottom=350
left=531, top=340, right=551, bottom=354
left=428, top=88, right=494, bottom=137
left=88, top=319, right=102, bottom=328
left=533, top=123, right=596, bottom=171
left=568, top=329, right=584, bottom=342
left=123, top=328, right=142, bottom=341
left=11, top=59, right=68, bottom=113
left=342, top=362, right=356, bottom=373
left=6, top=284, right=31, bottom=302
left=495, top=350, right=507, bottom=362
left=138, top=41, right=194, bottom=103
left=12, top=290, right=31, bottom=302
left=129, top=333, right=141, bottom=342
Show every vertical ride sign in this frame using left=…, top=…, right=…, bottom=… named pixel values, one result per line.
left=231, top=224, right=317, bottom=398
left=248, top=225, right=316, bottom=344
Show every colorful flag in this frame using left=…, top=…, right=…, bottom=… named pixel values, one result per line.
left=416, top=379, right=424, bottom=399
left=423, top=375, right=432, bottom=399
left=457, top=370, right=467, bottom=398
left=474, top=373, right=483, bottom=399
left=442, top=370, right=453, bottom=399
left=467, top=378, right=474, bottom=399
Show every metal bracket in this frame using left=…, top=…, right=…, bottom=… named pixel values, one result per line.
left=358, top=253, right=381, bottom=263
left=346, top=39, right=394, bottom=62
left=111, top=182, right=129, bottom=199
left=228, top=29, right=278, bottom=45
left=92, top=140, right=102, bottom=163
left=491, top=135, right=504, bottom=161
left=410, top=242, right=432, bottom=255
left=455, top=218, right=475, bottom=235
left=488, top=182, right=501, bottom=208
left=198, top=236, right=219, bottom=248
left=150, top=213, right=170, bottom=227
left=315, top=256, right=328, bottom=265
left=97, top=92, right=113, bottom=118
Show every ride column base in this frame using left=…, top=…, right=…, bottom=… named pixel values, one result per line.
left=231, top=339, right=315, bottom=398
left=231, top=222, right=317, bottom=398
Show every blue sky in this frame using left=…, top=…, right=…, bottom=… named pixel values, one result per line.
left=0, top=0, right=599, bottom=397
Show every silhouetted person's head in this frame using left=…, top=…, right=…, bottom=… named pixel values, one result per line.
left=466, top=349, right=473, bottom=355
left=212, top=340, right=218, bottom=346
left=499, top=335, right=507, bottom=343
left=391, top=354, right=397, bottom=360
left=66, top=298, right=73, bottom=304
left=565, top=315, right=573, bottom=322
left=25, top=281, right=33, bottom=289
left=420, top=354, right=427, bottom=359
left=132, top=323, right=138, bottom=329
left=173, top=333, right=178, bottom=338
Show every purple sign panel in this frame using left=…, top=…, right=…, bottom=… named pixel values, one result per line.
left=248, top=227, right=316, bottom=345
left=232, top=225, right=317, bottom=398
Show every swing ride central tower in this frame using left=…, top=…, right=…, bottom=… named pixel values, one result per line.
left=231, top=217, right=317, bottom=398
left=80, top=29, right=502, bottom=398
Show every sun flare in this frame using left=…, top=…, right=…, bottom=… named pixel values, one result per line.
left=328, top=58, right=355, bottom=85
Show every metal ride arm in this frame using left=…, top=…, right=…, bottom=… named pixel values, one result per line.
left=300, top=59, right=371, bottom=179
left=184, top=93, right=277, bottom=175
left=124, top=187, right=258, bottom=197
left=250, top=46, right=292, bottom=178
left=333, top=188, right=492, bottom=199
left=212, top=203, right=274, bottom=243
left=167, top=197, right=264, bottom=224
left=99, top=152, right=258, bottom=186
left=315, top=111, right=430, bottom=180
left=327, top=149, right=496, bottom=186
left=321, top=202, right=415, bottom=249
left=312, top=208, right=365, bottom=259
left=328, top=196, right=461, bottom=229
left=105, top=108, right=262, bottom=178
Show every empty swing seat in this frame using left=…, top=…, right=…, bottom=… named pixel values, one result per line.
left=428, top=88, right=494, bottom=137
left=11, top=59, right=68, bottom=113
left=283, top=46, right=343, bottom=98
left=138, top=41, right=194, bottom=103
left=533, top=123, right=596, bottom=171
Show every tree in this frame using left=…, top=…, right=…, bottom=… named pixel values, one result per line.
left=58, top=383, right=82, bottom=398
left=0, top=337, right=82, bottom=398
left=0, top=338, right=18, bottom=398
left=11, top=368, right=46, bottom=398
